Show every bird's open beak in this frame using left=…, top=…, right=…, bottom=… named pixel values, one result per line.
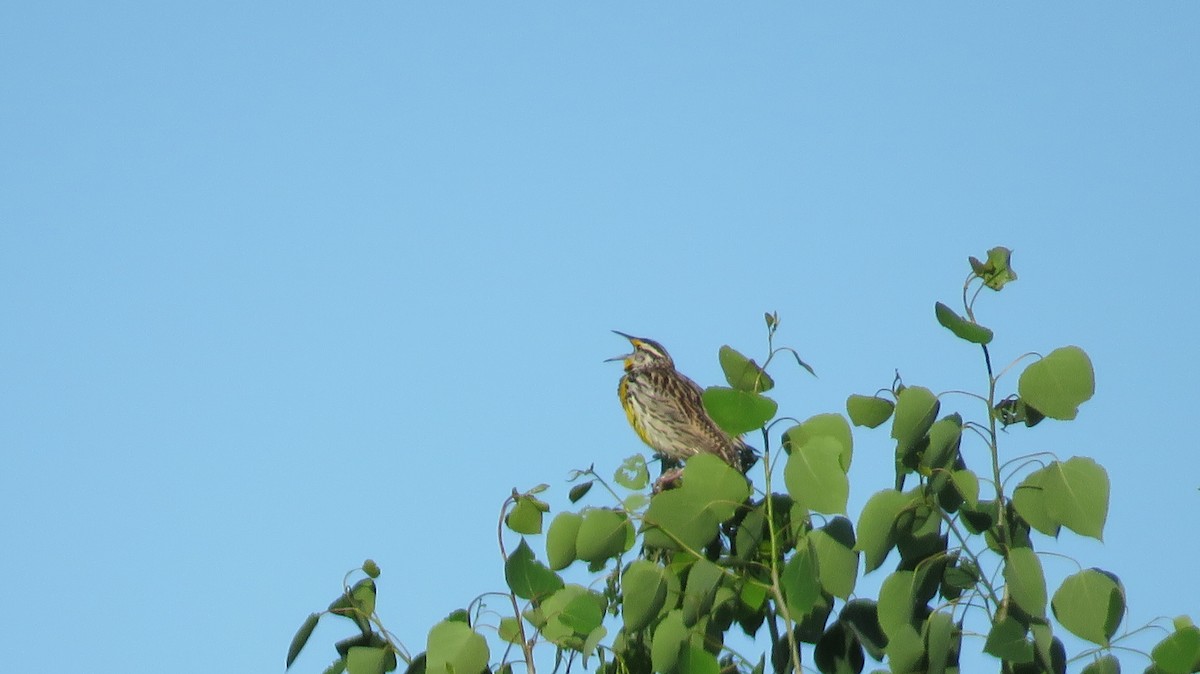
left=606, top=330, right=637, bottom=362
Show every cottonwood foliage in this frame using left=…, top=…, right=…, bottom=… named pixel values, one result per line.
left=287, top=248, right=1200, bottom=674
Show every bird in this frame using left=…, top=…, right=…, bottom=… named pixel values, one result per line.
left=607, top=331, right=756, bottom=485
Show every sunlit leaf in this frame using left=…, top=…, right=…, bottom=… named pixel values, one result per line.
left=811, top=518, right=858, bottom=599
left=1080, top=655, right=1121, bottom=674
left=1013, top=466, right=1061, bottom=538
left=719, top=345, right=774, bottom=393
left=679, top=453, right=751, bottom=522
left=505, top=539, right=564, bottom=601
left=855, top=489, right=910, bottom=573
left=969, top=246, right=1018, bottom=290
left=643, top=489, right=718, bottom=551
left=498, top=617, right=522, bottom=644
left=545, top=512, right=582, bottom=570
left=846, top=394, right=895, bottom=429
left=923, top=611, right=960, bottom=674
left=1046, top=457, right=1109, bottom=540
left=575, top=508, right=632, bottom=563
left=614, top=455, right=649, bottom=490
left=679, top=644, right=720, bottom=674
left=622, top=560, right=669, bottom=632
left=346, top=647, right=388, bottom=674
left=877, top=570, right=916, bottom=641
left=781, top=539, right=822, bottom=620
left=506, top=495, right=545, bottom=535
left=682, top=559, right=724, bottom=627
left=784, top=436, right=849, bottom=514
left=1152, top=624, right=1200, bottom=674
left=935, top=302, right=994, bottom=344
left=1018, top=346, right=1094, bottom=421
left=984, top=616, right=1033, bottom=663
left=702, top=387, right=778, bottom=436
left=784, top=412, right=854, bottom=470
left=950, top=470, right=979, bottom=509
left=650, top=610, right=689, bottom=674
left=1052, top=569, right=1125, bottom=646
left=426, top=621, right=489, bottom=674
left=891, top=386, right=940, bottom=489
left=1005, top=547, right=1047, bottom=619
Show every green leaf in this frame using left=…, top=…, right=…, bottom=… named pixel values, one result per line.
left=678, top=453, right=751, bottom=522
left=934, top=302, right=994, bottom=344
left=575, top=508, right=632, bottom=563
left=643, top=456, right=749, bottom=551
left=324, top=658, right=348, bottom=674
left=921, top=415, right=963, bottom=493
left=784, top=412, right=854, bottom=469
left=950, top=470, right=979, bottom=509
left=682, top=559, right=724, bottom=627
left=1052, top=569, right=1125, bottom=646
left=702, top=387, right=778, bottom=436
left=855, top=489, right=911, bottom=573
left=781, top=539, right=822, bottom=620
left=537, top=585, right=606, bottom=646
left=623, top=492, right=649, bottom=512
left=784, top=436, right=849, bottom=514
left=504, top=539, right=564, bottom=601
left=846, top=394, right=895, bottom=429
left=498, top=617, right=522, bottom=644
left=1080, top=655, right=1121, bottom=674
left=811, top=518, right=858, bottom=599
left=346, top=647, right=388, bottom=674
left=1013, top=466, right=1061, bottom=537
left=643, top=489, right=718, bottom=551
left=1152, top=625, right=1200, bottom=674
left=426, top=621, right=489, bottom=674
left=568, top=480, right=593, bottom=503
left=969, top=246, right=1018, bottom=290
left=886, top=625, right=925, bottom=674
left=545, top=512, right=583, bottom=570
left=1004, top=547, right=1048, bottom=619
left=506, top=495, right=545, bottom=535
left=361, top=559, right=380, bottom=579
left=923, top=611, right=959, bottom=674
left=287, top=613, right=320, bottom=668
left=558, top=588, right=606, bottom=634
left=1046, top=457, right=1109, bottom=540
left=877, top=570, right=916, bottom=641
left=615, top=454, right=650, bottom=490
left=943, top=557, right=980, bottom=592
left=719, top=345, right=774, bottom=393
left=891, top=386, right=940, bottom=489
left=984, top=616, right=1033, bottom=663
left=650, top=610, right=689, bottom=674
left=581, top=626, right=607, bottom=667
left=1018, top=346, right=1095, bottom=421
left=679, top=645, right=720, bottom=674
left=621, top=560, right=669, bottom=632
left=1030, top=621, right=1063, bottom=674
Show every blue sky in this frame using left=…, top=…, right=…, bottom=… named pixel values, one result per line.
left=3, top=3, right=1198, bottom=672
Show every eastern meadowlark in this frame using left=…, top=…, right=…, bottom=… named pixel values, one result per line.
left=608, top=331, right=757, bottom=479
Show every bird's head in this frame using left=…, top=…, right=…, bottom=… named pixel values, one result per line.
left=606, top=331, right=674, bottom=371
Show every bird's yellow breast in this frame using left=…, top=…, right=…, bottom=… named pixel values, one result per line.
left=617, top=376, right=653, bottom=447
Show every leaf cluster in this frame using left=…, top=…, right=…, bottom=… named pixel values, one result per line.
left=286, top=248, right=1197, bottom=674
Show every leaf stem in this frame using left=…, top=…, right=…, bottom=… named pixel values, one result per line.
left=760, top=435, right=802, bottom=674
left=497, top=497, right=537, bottom=674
